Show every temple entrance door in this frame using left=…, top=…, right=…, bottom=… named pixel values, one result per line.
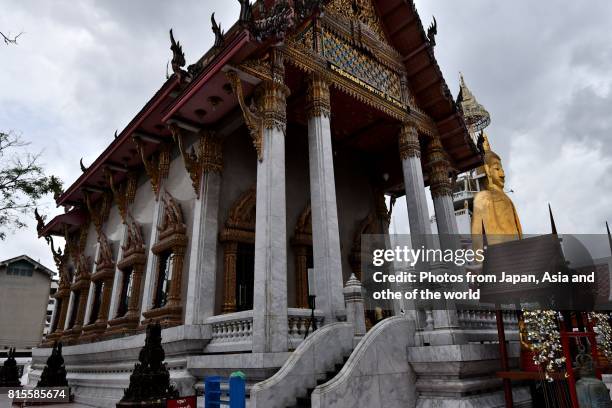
left=235, top=243, right=255, bottom=311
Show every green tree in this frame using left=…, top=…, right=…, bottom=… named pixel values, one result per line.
left=0, top=131, right=62, bottom=239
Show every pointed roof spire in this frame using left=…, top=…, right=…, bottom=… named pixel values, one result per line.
left=606, top=221, right=612, bottom=256
left=548, top=204, right=557, bottom=235
left=481, top=220, right=488, bottom=247
left=457, top=73, right=491, bottom=133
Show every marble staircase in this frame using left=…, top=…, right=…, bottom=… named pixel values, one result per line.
left=287, top=355, right=351, bottom=408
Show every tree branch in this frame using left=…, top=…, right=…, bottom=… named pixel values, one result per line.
left=0, top=31, right=23, bottom=45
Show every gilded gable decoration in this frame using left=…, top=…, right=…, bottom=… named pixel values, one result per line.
left=325, top=0, right=387, bottom=42
left=250, top=1, right=296, bottom=42
left=322, top=30, right=402, bottom=103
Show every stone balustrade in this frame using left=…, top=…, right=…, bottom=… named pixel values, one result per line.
left=457, top=309, right=519, bottom=342
left=287, top=308, right=325, bottom=349
left=205, top=310, right=254, bottom=353
left=204, top=308, right=325, bottom=353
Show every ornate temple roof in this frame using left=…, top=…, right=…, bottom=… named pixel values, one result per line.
left=44, top=0, right=482, bottom=234
left=456, top=73, right=491, bottom=133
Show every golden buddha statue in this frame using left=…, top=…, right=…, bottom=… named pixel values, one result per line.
left=471, top=133, right=522, bottom=245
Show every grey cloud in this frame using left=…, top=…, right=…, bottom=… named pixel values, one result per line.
left=1, top=0, right=611, bottom=269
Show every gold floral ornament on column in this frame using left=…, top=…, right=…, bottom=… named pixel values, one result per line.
left=398, top=122, right=421, bottom=159
left=305, top=73, right=331, bottom=119
left=426, top=135, right=453, bottom=199
left=169, top=123, right=222, bottom=199
left=226, top=48, right=289, bottom=161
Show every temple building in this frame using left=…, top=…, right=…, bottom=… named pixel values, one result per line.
left=32, top=1, right=539, bottom=407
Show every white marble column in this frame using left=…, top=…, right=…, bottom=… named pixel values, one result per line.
left=252, top=58, right=290, bottom=353
left=306, top=73, right=346, bottom=323
left=83, top=243, right=100, bottom=325
left=425, top=136, right=465, bottom=345
left=185, top=132, right=223, bottom=325
left=427, top=136, right=459, bottom=240
left=108, top=224, right=128, bottom=319
left=140, top=186, right=166, bottom=321
left=398, top=122, right=432, bottom=249
left=64, top=291, right=75, bottom=330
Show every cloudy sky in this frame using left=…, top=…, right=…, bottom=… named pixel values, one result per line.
left=1, top=0, right=611, bottom=270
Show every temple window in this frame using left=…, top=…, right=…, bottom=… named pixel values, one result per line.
left=50, top=298, right=62, bottom=333
left=67, top=291, right=80, bottom=329
left=153, top=252, right=174, bottom=309
left=107, top=215, right=147, bottom=334
left=116, top=267, right=134, bottom=318
left=142, top=191, right=187, bottom=327
left=220, top=188, right=256, bottom=314
left=235, top=243, right=254, bottom=311
left=291, top=205, right=313, bottom=309
left=88, top=281, right=104, bottom=325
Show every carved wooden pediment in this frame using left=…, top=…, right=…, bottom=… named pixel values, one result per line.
left=158, top=191, right=187, bottom=239
left=72, top=254, right=92, bottom=290
left=220, top=187, right=256, bottom=244
left=325, top=0, right=388, bottom=45
left=227, top=187, right=256, bottom=231
left=152, top=191, right=187, bottom=254
left=123, top=214, right=145, bottom=255
left=292, top=204, right=312, bottom=247
left=95, top=232, right=115, bottom=272
left=119, top=214, right=147, bottom=269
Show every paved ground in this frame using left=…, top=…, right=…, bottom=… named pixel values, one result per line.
left=0, top=394, right=92, bottom=408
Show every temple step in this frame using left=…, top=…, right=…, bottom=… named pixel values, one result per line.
left=287, top=354, right=351, bottom=408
